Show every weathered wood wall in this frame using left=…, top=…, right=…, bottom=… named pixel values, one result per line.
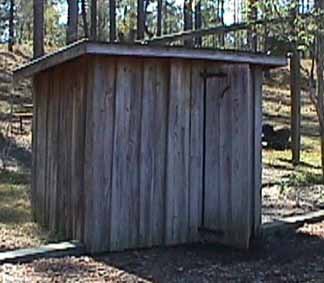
left=32, top=55, right=262, bottom=253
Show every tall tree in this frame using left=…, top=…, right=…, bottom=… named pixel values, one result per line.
left=157, top=0, right=162, bottom=36
left=33, top=0, right=44, bottom=58
left=163, top=0, right=168, bottom=34
left=290, top=0, right=301, bottom=165
left=315, top=0, right=324, bottom=177
left=81, top=0, right=89, bottom=38
left=91, top=0, right=97, bottom=40
left=194, top=0, right=202, bottom=46
left=67, top=0, right=78, bottom=43
left=109, top=0, right=116, bottom=41
left=219, top=0, right=225, bottom=47
left=247, top=0, right=257, bottom=51
left=8, top=0, right=14, bottom=51
left=137, top=0, right=145, bottom=39
left=184, top=0, right=193, bottom=46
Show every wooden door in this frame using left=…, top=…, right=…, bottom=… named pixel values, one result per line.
left=201, top=64, right=255, bottom=249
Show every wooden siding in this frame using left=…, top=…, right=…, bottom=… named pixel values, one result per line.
left=32, top=55, right=263, bottom=253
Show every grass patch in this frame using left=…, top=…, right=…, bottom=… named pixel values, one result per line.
left=0, top=170, right=30, bottom=186
left=0, top=169, right=57, bottom=251
left=281, top=172, right=323, bottom=189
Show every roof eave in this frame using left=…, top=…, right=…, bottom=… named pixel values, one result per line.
left=13, top=40, right=287, bottom=80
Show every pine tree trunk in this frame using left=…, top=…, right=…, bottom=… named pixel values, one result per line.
left=219, top=0, right=225, bottom=47
left=8, top=0, right=14, bottom=52
left=157, top=0, right=163, bottom=36
left=81, top=0, right=89, bottom=38
left=109, top=0, right=116, bottom=41
left=137, top=0, right=145, bottom=39
left=290, top=49, right=301, bottom=165
left=67, top=0, right=79, bottom=44
left=194, top=0, right=202, bottom=47
left=184, top=0, right=193, bottom=47
left=33, top=0, right=44, bottom=58
left=290, top=1, right=301, bottom=165
left=163, top=0, right=168, bottom=34
left=247, top=0, right=257, bottom=51
left=316, top=0, right=324, bottom=179
left=90, top=0, right=97, bottom=40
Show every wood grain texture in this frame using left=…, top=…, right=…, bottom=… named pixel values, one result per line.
left=110, top=58, right=143, bottom=251
left=188, top=62, right=205, bottom=242
left=45, top=69, right=54, bottom=230
left=201, top=64, right=255, bottom=249
left=31, top=76, right=39, bottom=222
left=252, top=66, right=263, bottom=236
left=48, top=67, right=60, bottom=233
left=204, top=64, right=222, bottom=231
left=64, top=63, right=74, bottom=239
left=165, top=59, right=191, bottom=245
left=83, top=59, right=95, bottom=249
left=36, top=71, right=49, bottom=227
left=30, top=55, right=265, bottom=252
left=57, top=64, right=69, bottom=236
left=83, top=57, right=116, bottom=252
left=139, top=60, right=169, bottom=247
left=70, top=58, right=87, bottom=241
left=217, top=64, right=233, bottom=240
left=228, top=64, right=252, bottom=249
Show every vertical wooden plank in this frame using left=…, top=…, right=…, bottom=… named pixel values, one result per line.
left=204, top=64, right=222, bottom=231
left=253, top=66, right=263, bottom=236
left=63, top=63, right=73, bottom=239
left=165, top=59, right=191, bottom=245
left=48, top=67, right=60, bottom=234
left=45, top=69, right=53, bottom=230
left=83, top=56, right=116, bottom=252
left=83, top=59, right=95, bottom=249
left=31, top=75, right=39, bottom=222
left=246, top=65, right=254, bottom=245
left=110, top=58, right=143, bottom=251
left=229, top=64, right=252, bottom=249
left=218, top=64, right=233, bottom=238
left=35, top=71, right=49, bottom=227
left=139, top=60, right=169, bottom=247
left=188, top=61, right=204, bottom=242
left=71, top=58, right=87, bottom=242
left=56, top=66, right=67, bottom=236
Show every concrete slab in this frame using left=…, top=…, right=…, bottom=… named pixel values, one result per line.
left=0, top=241, right=85, bottom=264
left=262, top=210, right=324, bottom=236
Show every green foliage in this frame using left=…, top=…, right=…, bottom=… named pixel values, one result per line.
left=0, top=0, right=66, bottom=48
left=0, top=0, right=321, bottom=58
left=45, top=3, right=65, bottom=47
left=283, top=171, right=323, bottom=188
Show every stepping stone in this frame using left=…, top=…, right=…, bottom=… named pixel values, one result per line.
left=0, top=241, right=85, bottom=264
left=262, top=210, right=324, bottom=236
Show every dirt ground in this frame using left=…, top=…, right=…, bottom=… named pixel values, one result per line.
left=261, top=65, right=324, bottom=223
left=1, top=221, right=324, bottom=282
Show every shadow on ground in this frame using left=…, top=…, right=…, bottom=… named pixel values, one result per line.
left=91, top=229, right=324, bottom=282
left=0, top=132, right=31, bottom=170
left=0, top=170, right=31, bottom=224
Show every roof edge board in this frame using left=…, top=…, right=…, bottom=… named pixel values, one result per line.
left=86, top=42, right=287, bottom=67
left=13, top=40, right=88, bottom=81
left=13, top=40, right=287, bottom=79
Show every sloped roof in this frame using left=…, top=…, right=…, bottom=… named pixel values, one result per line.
left=14, top=39, right=287, bottom=80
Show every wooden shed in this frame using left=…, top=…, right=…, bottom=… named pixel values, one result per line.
left=14, top=40, right=286, bottom=253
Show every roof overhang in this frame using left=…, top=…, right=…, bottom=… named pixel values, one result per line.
left=13, top=39, right=287, bottom=80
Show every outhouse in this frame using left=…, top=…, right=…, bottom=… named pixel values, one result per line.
left=14, top=40, right=287, bottom=253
